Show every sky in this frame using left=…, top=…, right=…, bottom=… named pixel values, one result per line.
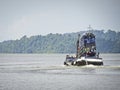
left=0, top=0, right=120, bottom=41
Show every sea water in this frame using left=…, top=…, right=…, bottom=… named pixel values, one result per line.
left=0, top=54, right=120, bottom=90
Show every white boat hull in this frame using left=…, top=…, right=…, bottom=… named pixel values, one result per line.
left=64, top=57, right=103, bottom=66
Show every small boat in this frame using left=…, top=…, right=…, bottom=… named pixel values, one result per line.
left=64, top=32, right=103, bottom=66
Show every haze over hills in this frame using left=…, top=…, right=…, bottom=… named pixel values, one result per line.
left=0, top=0, right=120, bottom=41
left=0, top=30, right=120, bottom=53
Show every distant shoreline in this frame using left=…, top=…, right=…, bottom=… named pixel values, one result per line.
left=0, top=30, right=120, bottom=53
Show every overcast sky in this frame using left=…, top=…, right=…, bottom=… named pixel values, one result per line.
left=0, top=0, right=120, bottom=41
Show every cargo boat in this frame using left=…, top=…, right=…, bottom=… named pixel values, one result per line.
left=64, top=33, right=103, bottom=66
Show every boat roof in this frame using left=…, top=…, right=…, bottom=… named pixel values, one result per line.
left=80, top=32, right=95, bottom=39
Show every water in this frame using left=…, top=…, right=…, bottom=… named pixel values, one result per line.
left=0, top=54, right=120, bottom=90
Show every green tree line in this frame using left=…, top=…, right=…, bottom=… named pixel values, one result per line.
left=0, top=30, right=120, bottom=53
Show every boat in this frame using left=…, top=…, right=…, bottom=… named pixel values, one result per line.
left=64, top=32, right=103, bottom=66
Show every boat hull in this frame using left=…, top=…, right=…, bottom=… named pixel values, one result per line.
left=64, top=57, right=103, bottom=66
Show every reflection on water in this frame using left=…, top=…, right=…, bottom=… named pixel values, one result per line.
left=0, top=54, right=120, bottom=90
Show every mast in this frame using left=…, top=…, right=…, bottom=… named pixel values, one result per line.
left=76, top=34, right=80, bottom=58
left=88, top=25, right=92, bottom=31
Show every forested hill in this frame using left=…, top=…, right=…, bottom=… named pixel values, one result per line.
left=0, top=30, right=120, bottom=53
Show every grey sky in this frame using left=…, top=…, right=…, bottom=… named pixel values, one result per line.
left=0, top=0, right=120, bottom=41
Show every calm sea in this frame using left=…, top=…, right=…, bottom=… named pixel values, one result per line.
left=0, top=54, right=120, bottom=90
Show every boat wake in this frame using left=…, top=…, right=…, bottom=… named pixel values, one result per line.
left=0, top=62, right=120, bottom=75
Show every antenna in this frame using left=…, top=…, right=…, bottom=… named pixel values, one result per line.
left=87, top=25, right=93, bottom=33
left=88, top=25, right=92, bottom=30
